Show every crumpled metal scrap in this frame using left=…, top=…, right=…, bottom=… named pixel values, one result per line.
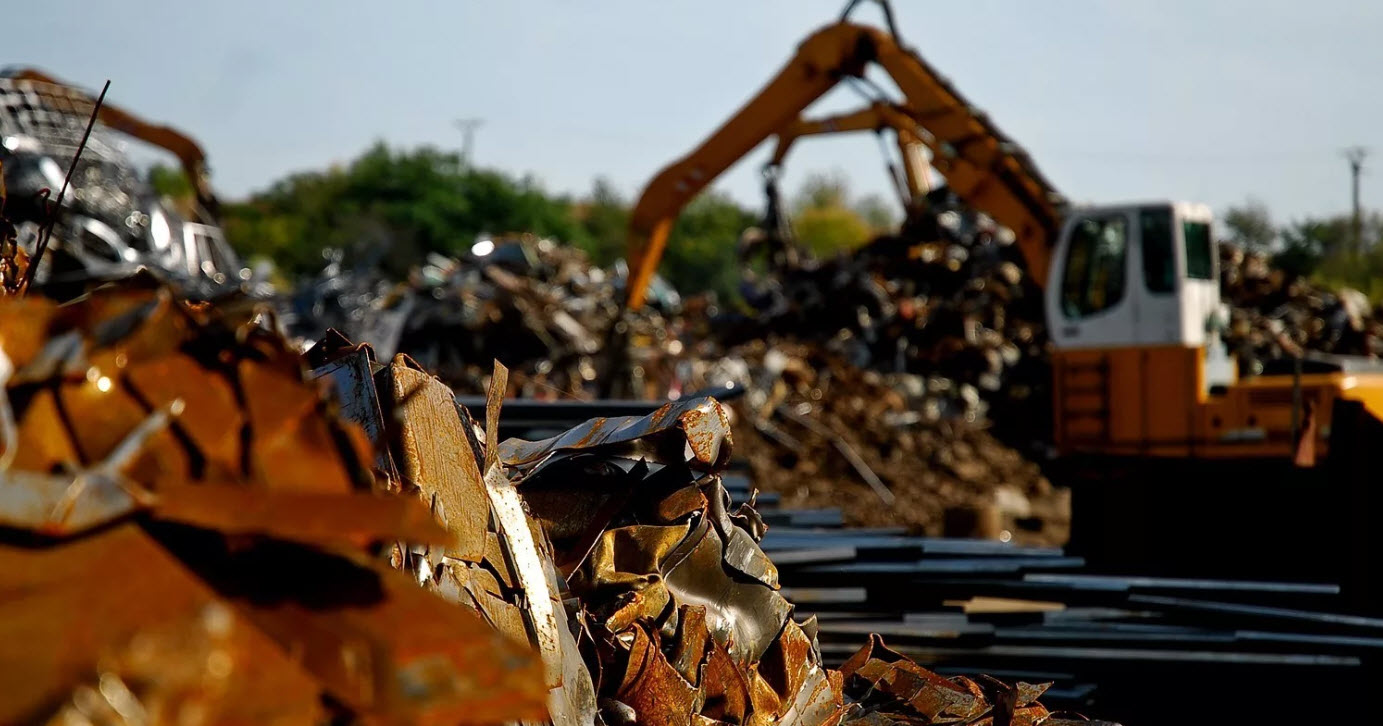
left=507, top=398, right=840, bottom=725
left=502, top=400, right=1107, bottom=726
left=310, top=340, right=598, bottom=726
left=0, top=285, right=546, bottom=726
left=4, top=303, right=1109, bottom=726
left=837, top=635, right=1098, bottom=726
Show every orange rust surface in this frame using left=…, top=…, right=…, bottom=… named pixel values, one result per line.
left=11, top=387, right=80, bottom=472
left=127, top=353, right=244, bottom=477
left=385, top=363, right=490, bottom=563
left=59, top=378, right=192, bottom=486
left=0, top=525, right=326, bottom=725
left=615, top=626, right=698, bottom=726
left=238, top=565, right=548, bottom=724
left=0, top=296, right=56, bottom=367
left=152, top=483, right=452, bottom=549
left=678, top=402, right=734, bottom=469
left=239, top=360, right=355, bottom=493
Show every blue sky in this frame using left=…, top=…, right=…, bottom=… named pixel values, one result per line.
left=10, top=1, right=1381, bottom=226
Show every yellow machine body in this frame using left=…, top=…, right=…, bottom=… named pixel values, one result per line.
left=1054, top=346, right=1383, bottom=459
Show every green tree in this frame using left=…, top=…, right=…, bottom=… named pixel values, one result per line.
left=662, top=191, right=757, bottom=302
left=796, top=171, right=851, bottom=210
left=1223, top=199, right=1275, bottom=252
left=854, top=192, right=899, bottom=231
left=219, top=141, right=760, bottom=301
left=147, top=164, right=193, bottom=201
left=1308, top=211, right=1383, bottom=299
left=571, top=177, right=629, bottom=266
left=566, top=180, right=755, bottom=302
left=221, top=142, right=587, bottom=277
left=1275, top=216, right=1349, bottom=277
left=790, top=171, right=872, bottom=256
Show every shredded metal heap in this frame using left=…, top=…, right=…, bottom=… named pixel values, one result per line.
left=0, top=277, right=1113, bottom=724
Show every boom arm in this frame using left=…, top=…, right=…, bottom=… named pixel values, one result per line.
left=625, top=21, right=1065, bottom=308
left=8, top=68, right=220, bottom=220
left=769, top=101, right=932, bottom=208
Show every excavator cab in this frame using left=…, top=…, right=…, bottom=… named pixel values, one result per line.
left=1047, top=203, right=1219, bottom=353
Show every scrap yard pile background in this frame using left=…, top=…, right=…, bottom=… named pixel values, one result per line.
left=6, top=3, right=1383, bottom=724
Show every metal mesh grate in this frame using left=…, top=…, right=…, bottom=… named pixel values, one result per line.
left=0, top=76, right=123, bottom=163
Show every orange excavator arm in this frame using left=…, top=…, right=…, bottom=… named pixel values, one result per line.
left=7, top=68, right=219, bottom=220
left=769, top=101, right=932, bottom=207
left=625, top=20, right=1065, bottom=308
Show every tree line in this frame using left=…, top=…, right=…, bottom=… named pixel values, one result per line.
left=194, top=142, right=894, bottom=302
left=179, top=143, right=1382, bottom=303
left=1223, top=199, right=1383, bottom=299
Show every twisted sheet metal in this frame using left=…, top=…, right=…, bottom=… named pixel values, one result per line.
left=0, top=286, right=547, bottom=725
left=505, top=392, right=1104, bottom=725
left=499, top=396, right=733, bottom=471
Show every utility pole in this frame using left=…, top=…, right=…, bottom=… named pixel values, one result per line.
left=1345, top=147, right=1368, bottom=255
left=454, top=118, right=484, bottom=166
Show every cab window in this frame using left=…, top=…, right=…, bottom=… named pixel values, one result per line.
left=1140, top=208, right=1175, bottom=294
left=1061, top=215, right=1128, bottom=319
left=1184, top=220, right=1213, bottom=280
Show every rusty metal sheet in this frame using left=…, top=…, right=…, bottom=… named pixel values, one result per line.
left=707, top=478, right=779, bottom=588
left=152, top=483, right=451, bottom=548
left=100, top=290, right=193, bottom=364
left=0, top=296, right=57, bottom=369
left=499, top=395, right=733, bottom=471
left=613, top=624, right=698, bottom=726
left=225, top=560, right=548, bottom=724
left=669, top=605, right=711, bottom=686
left=8, top=387, right=80, bottom=472
left=59, top=376, right=189, bottom=478
left=482, top=360, right=595, bottom=726
left=374, top=355, right=597, bottom=726
left=0, top=525, right=327, bottom=725
left=700, top=633, right=753, bottom=722
left=518, top=430, right=863, bottom=725
left=312, top=343, right=398, bottom=479
left=839, top=634, right=995, bottom=723
left=0, top=402, right=176, bottom=535
left=660, top=506, right=793, bottom=664
left=0, top=286, right=552, bottom=726
left=11, top=329, right=86, bottom=384
left=766, top=621, right=846, bottom=725
left=381, top=358, right=489, bottom=563
left=240, top=359, right=355, bottom=494
left=127, top=352, right=245, bottom=479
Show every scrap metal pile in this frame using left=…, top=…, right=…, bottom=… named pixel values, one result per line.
left=0, top=264, right=1112, bottom=724
left=679, top=341, right=1067, bottom=545
left=1218, top=244, right=1383, bottom=368
left=0, top=72, right=244, bottom=300
left=730, top=189, right=1049, bottom=440
left=288, top=237, right=682, bottom=400
left=287, top=193, right=1068, bottom=543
